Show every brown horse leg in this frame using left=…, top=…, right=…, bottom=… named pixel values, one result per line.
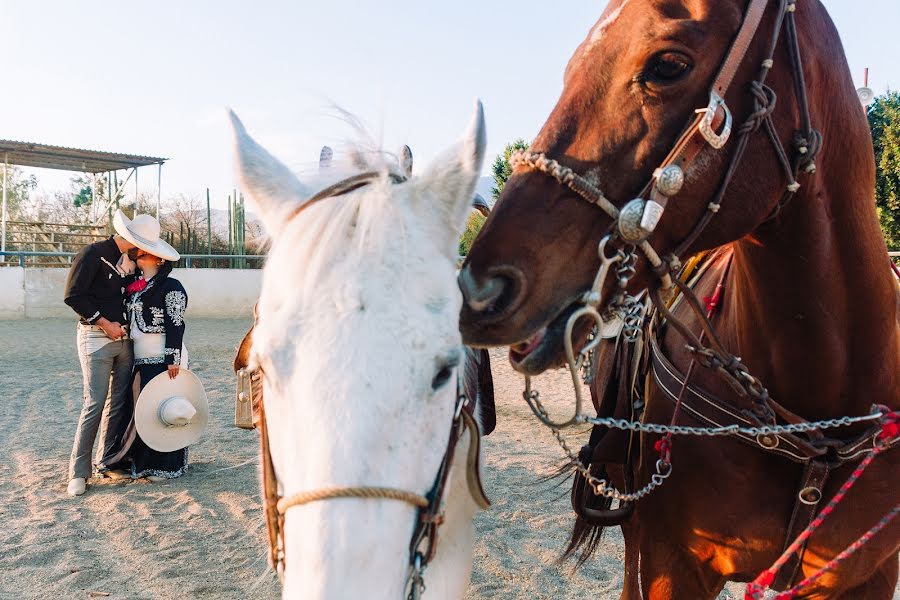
left=637, top=539, right=724, bottom=600
left=619, top=519, right=641, bottom=600
left=830, top=557, right=899, bottom=600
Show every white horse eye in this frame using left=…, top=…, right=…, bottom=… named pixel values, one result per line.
left=431, top=349, right=461, bottom=391
left=431, top=365, right=454, bottom=391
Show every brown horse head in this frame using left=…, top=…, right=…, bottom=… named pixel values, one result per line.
left=459, top=0, right=868, bottom=375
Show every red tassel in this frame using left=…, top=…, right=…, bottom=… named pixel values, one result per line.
left=878, top=421, right=899, bottom=441
left=704, top=284, right=724, bottom=317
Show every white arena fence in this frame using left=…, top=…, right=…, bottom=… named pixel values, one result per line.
left=1, top=251, right=895, bottom=320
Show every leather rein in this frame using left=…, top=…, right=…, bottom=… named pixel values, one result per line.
left=238, top=170, right=491, bottom=598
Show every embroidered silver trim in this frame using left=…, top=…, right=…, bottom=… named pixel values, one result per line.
left=130, top=300, right=164, bottom=333
left=132, top=451, right=189, bottom=480
left=165, top=347, right=182, bottom=365
left=150, top=306, right=165, bottom=326
left=165, top=290, right=187, bottom=326
left=128, top=280, right=164, bottom=333
left=86, top=311, right=100, bottom=324
left=135, top=356, right=165, bottom=365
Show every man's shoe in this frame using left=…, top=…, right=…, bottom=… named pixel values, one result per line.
left=67, top=478, right=86, bottom=496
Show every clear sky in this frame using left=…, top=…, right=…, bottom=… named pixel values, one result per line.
left=1, top=0, right=897, bottom=210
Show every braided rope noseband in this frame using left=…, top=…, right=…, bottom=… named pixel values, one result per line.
left=277, top=486, right=429, bottom=514
left=509, top=150, right=674, bottom=290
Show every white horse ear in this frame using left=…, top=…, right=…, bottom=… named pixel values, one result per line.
left=417, top=100, right=486, bottom=247
left=229, top=110, right=309, bottom=236
left=319, top=146, right=334, bottom=172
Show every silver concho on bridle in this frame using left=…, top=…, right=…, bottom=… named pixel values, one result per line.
left=617, top=163, right=685, bottom=243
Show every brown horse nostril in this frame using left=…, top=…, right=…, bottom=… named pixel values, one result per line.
left=458, top=265, right=524, bottom=317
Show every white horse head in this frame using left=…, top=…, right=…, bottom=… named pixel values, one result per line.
left=231, top=102, right=487, bottom=599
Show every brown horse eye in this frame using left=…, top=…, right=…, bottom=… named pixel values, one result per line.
left=647, top=52, right=692, bottom=83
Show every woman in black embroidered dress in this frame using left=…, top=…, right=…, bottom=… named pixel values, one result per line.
left=102, top=250, right=190, bottom=481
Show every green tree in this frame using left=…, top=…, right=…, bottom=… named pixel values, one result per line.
left=868, top=91, right=900, bottom=248
left=1, top=165, right=37, bottom=219
left=458, top=211, right=486, bottom=256
left=70, top=174, right=115, bottom=208
left=491, top=139, right=529, bottom=201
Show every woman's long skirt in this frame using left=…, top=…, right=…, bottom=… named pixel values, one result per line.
left=101, top=363, right=189, bottom=479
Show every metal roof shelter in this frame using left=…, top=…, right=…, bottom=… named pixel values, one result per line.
left=0, top=140, right=167, bottom=252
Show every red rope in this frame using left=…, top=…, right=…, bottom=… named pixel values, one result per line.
left=771, top=503, right=900, bottom=598
left=745, top=411, right=899, bottom=599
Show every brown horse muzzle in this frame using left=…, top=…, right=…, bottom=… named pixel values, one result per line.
left=458, top=263, right=528, bottom=333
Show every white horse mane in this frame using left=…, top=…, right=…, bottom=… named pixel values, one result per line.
left=280, top=159, right=408, bottom=306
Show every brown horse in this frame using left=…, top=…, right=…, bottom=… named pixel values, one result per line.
left=459, top=0, right=899, bottom=598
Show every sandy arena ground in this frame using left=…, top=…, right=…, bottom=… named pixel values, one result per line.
left=1, top=319, right=896, bottom=599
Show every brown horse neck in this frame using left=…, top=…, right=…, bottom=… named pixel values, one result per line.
left=725, top=159, right=899, bottom=422
left=704, top=0, right=898, bottom=421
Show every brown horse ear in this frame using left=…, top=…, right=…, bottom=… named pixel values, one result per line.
left=229, top=110, right=310, bottom=237
left=400, top=145, right=413, bottom=177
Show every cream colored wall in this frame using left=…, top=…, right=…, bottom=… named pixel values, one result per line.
left=0, top=268, right=262, bottom=319
left=172, top=268, right=261, bottom=318
left=0, top=268, right=25, bottom=318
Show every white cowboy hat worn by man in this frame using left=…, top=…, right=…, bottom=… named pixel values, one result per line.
left=113, top=209, right=180, bottom=262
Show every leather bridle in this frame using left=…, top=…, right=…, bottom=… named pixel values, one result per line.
left=511, top=0, right=822, bottom=425
left=511, top=0, right=819, bottom=284
left=240, top=170, right=491, bottom=598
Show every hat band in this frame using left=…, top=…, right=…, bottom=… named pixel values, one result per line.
left=158, top=397, right=194, bottom=427
left=128, top=226, right=160, bottom=248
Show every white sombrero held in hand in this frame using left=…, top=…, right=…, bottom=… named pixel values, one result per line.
left=136, top=370, right=209, bottom=452
left=113, top=209, right=180, bottom=262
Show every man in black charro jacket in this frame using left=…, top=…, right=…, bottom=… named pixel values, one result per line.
left=63, top=214, right=148, bottom=496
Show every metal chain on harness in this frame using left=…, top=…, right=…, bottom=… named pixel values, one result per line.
left=406, top=553, right=426, bottom=600
left=520, top=234, right=888, bottom=501
left=522, top=236, right=639, bottom=429
left=522, top=235, right=676, bottom=500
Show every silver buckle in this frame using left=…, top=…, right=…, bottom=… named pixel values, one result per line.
left=698, top=91, right=732, bottom=149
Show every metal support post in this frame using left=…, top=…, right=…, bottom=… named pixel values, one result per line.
left=156, top=163, right=162, bottom=218
left=1, top=153, right=8, bottom=253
